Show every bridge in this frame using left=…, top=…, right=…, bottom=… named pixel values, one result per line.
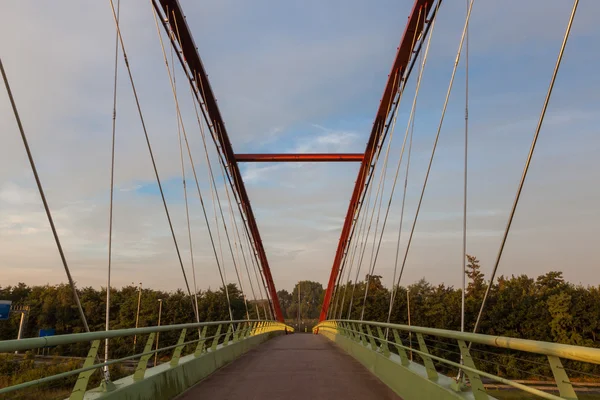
left=1, top=0, right=599, bottom=399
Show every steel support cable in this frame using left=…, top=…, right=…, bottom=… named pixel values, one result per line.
left=172, top=45, right=201, bottom=324
left=202, top=111, right=232, bottom=318
left=335, top=173, right=376, bottom=319
left=150, top=7, right=202, bottom=324
left=104, top=0, right=120, bottom=380
left=335, top=171, right=376, bottom=317
left=461, top=0, right=470, bottom=337
left=165, top=16, right=249, bottom=322
left=155, top=6, right=270, bottom=319
left=378, top=10, right=435, bottom=325
left=1, top=60, right=91, bottom=332
left=333, top=0, right=442, bottom=264
left=154, top=5, right=305, bottom=321
left=217, top=159, right=253, bottom=320
left=359, top=137, right=394, bottom=321
left=335, top=2, right=439, bottom=318
left=330, top=69, right=403, bottom=319
left=169, top=10, right=260, bottom=319
left=157, top=5, right=257, bottom=281
left=151, top=22, right=232, bottom=324
left=388, top=2, right=438, bottom=321
left=334, top=109, right=400, bottom=319
left=359, top=7, right=427, bottom=321
left=231, top=211, right=262, bottom=319
left=187, top=90, right=235, bottom=321
left=387, top=54, right=420, bottom=324
left=160, top=13, right=235, bottom=322
left=387, top=1, right=440, bottom=332
left=238, top=216, right=268, bottom=318
left=338, top=87, right=401, bottom=320
left=149, top=11, right=202, bottom=323
left=395, top=0, right=475, bottom=301
left=107, top=0, right=195, bottom=307
left=346, top=135, right=393, bottom=319
left=217, top=166, right=261, bottom=320
left=472, top=0, right=579, bottom=335
left=330, top=159, right=375, bottom=319
left=330, top=135, right=380, bottom=319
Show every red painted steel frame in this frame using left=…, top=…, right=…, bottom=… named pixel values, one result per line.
left=157, top=0, right=283, bottom=321
left=235, top=153, right=364, bottom=162
left=319, top=0, right=433, bottom=321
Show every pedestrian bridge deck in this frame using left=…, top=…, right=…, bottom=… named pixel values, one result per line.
left=180, top=333, right=400, bottom=399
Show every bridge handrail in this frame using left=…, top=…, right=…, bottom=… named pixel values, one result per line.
left=0, top=319, right=266, bottom=353
left=327, top=319, right=600, bottom=365
left=0, top=319, right=293, bottom=397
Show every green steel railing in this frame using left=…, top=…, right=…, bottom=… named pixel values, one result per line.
left=315, top=320, right=600, bottom=400
left=0, top=319, right=293, bottom=399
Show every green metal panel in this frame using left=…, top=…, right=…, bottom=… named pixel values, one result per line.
left=376, top=326, right=391, bottom=357
left=210, top=324, right=222, bottom=352
left=364, top=325, right=378, bottom=351
left=392, top=329, right=410, bottom=366
left=134, top=333, right=156, bottom=381
left=457, top=340, right=488, bottom=400
left=70, top=339, right=100, bottom=400
left=245, top=322, right=254, bottom=338
left=194, top=326, right=208, bottom=357
left=223, top=324, right=233, bottom=346
left=416, top=333, right=438, bottom=381
left=170, top=329, right=187, bottom=367
left=356, top=324, right=367, bottom=346
left=233, top=323, right=242, bottom=342
left=547, top=355, right=578, bottom=399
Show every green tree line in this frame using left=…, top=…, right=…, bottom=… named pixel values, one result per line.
left=2, top=255, right=599, bottom=380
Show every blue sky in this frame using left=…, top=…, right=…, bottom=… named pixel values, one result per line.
left=1, top=1, right=599, bottom=296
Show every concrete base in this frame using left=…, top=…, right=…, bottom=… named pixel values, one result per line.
left=320, top=330, right=490, bottom=400
left=84, top=332, right=281, bottom=400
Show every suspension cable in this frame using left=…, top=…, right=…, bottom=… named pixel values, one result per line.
left=217, top=159, right=253, bottom=320
left=159, top=12, right=236, bottom=321
left=104, top=0, right=120, bottom=379
left=242, top=225, right=271, bottom=319
left=358, top=7, right=427, bottom=320
left=395, top=0, right=475, bottom=297
left=153, top=3, right=282, bottom=319
left=172, top=44, right=201, bottom=323
left=335, top=171, right=375, bottom=318
left=150, top=14, right=233, bottom=322
left=346, top=132, right=392, bottom=319
left=1, top=59, right=91, bottom=332
left=387, top=41, right=426, bottom=325
left=107, top=0, right=196, bottom=309
left=379, top=5, right=437, bottom=323
left=472, top=0, right=579, bottom=335
left=329, top=128, right=383, bottom=319
left=461, top=0, right=470, bottom=336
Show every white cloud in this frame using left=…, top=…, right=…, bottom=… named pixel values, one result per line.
left=0, top=0, right=599, bottom=296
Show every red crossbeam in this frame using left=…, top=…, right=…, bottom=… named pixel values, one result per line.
left=235, top=153, right=364, bottom=162
left=319, top=0, right=433, bottom=321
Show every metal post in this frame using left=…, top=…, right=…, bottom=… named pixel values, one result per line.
left=154, top=299, right=163, bottom=366
left=407, top=289, right=412, bottom=361
left=15, top=314, right=26, bottom=355
left=297, top=283, right=301, bottom=331
left=133, top=282, right=142, bottom=350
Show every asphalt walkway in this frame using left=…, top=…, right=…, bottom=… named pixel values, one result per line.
left=178, top=333, right=400, bottom=399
